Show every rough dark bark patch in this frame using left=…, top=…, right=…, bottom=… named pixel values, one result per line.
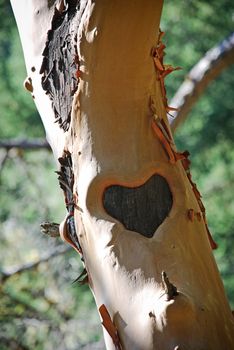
left=103, top=174, right=173, bottom=238
left=40, top=1, right=84, bottom=131
left=56, top=151, right=81, bottom=251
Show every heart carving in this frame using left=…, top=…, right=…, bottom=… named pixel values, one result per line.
left=103, top=174, right=173, bottom=238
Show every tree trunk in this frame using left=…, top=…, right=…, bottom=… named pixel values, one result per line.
left=11, top=1, right=234, bottom=349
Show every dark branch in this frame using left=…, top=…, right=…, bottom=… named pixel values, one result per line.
left=0, top=139, right=51, bottom=150
left=0, top=244, right=71, bottom=281
left=0, top=150, right=9, bottom=176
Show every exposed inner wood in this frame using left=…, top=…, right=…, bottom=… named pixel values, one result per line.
left=103, top=174, right=173, bottom=238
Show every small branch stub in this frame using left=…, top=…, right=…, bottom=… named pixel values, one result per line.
left=161, top=271, right=178, bottom=301
left=72, top=268, right=88, bottom=285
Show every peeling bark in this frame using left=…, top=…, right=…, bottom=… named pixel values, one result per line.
left=40, top=1, right=85, bottom=130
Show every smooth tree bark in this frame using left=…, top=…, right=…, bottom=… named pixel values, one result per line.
left=11, top=1, right=234, bottom=349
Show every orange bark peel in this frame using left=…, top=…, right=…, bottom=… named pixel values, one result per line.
left=99, top=304, right=122, bottom=350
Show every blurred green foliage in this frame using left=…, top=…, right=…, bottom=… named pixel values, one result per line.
left=0, top=0, right=233, bottom=348
left=0, top=0, right=43, bottom=139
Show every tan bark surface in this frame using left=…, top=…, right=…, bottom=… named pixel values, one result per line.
left=11, top=1, right=234, bottom=349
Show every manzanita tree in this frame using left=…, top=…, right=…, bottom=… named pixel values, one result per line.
left=10, top=1, right=234, bottom=349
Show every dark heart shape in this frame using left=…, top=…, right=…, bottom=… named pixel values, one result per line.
left=103, top=174, right=173, bottom=238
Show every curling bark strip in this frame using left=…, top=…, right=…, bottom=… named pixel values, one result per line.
left=151, top=115, right=186, bottom=164
left=99, top=304, right=122, bottom=350
left=181, top=153, right=218, bottom=249
left=152, top=30, right=181, bottom=113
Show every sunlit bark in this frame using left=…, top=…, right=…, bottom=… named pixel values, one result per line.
left=11, top=1, right=234, bottom=349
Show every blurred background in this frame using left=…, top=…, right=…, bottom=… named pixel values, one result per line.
left=0, top=0, right=233, bottom=349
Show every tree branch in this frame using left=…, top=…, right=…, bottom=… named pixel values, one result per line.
left=0, top=244, right=71, bottom=282
left=0, top=150, right=9, bottom=177
left=0, top=139, right=51, bottom=150
left=169, top=32, right=234, bottom=132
